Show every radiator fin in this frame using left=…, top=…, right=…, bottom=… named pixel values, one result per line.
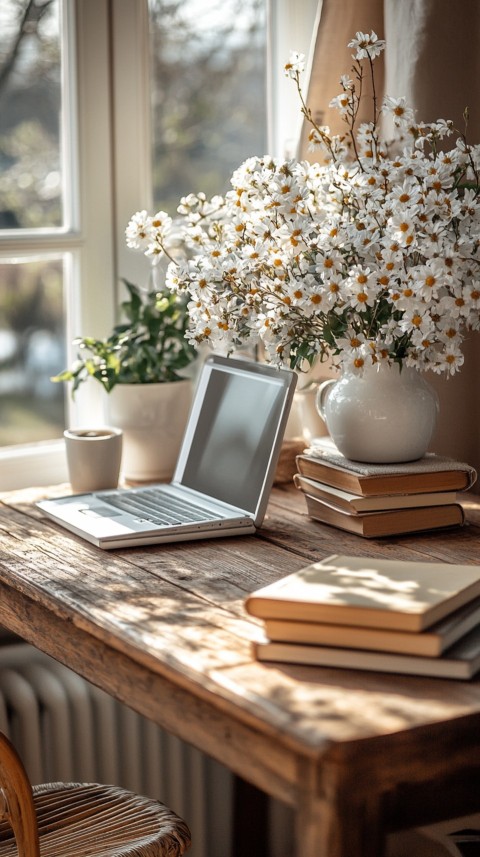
left=0, top=643, right=233, bottom=857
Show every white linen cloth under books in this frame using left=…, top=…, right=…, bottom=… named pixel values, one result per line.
left=305, top=437, right=477, bottom=486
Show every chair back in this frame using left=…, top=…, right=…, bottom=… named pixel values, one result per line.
left=0, top=732, right=40, bottom=857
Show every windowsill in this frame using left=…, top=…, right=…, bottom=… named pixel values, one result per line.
left=0, top=439, right=68, bottom=491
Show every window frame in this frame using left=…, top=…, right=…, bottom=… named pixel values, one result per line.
left=267, top=0, right=320, bottom=157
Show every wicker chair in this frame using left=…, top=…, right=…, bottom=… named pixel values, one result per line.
left=0, top=731, right=191, bottom=857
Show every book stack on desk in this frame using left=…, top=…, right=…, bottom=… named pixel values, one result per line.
left=293, top=439, right=477, bottom=538
left=246, top=554, right=480, bottom=679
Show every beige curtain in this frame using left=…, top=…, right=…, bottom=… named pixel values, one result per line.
left=300, top=0, right=480, bottom=485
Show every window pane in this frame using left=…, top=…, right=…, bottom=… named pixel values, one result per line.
left=149, top=0, right=267, bottom=212
left=0, top=0, right=62, bottom=229
left=0, top=258, right=65, bottom=446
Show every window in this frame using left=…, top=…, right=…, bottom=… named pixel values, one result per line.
left=0, top=0, right=314, bottom=489
left=0, top=0, right=121, bottom=487
left=0, top=0, right=66, bottom=447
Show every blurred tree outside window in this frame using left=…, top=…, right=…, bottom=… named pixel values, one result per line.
left=0, top=258, right=65, bottom=445
left=149, top=0, right=267, bottom=212
left=0, top=0, right=66, bottom=449
left=0, top=0, right=62, bottom=229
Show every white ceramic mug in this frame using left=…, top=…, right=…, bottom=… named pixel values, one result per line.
left=64, top=427, right=123, bottom=492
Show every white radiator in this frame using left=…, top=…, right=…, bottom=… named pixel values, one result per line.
left=0, top=642, right=235, bottom=857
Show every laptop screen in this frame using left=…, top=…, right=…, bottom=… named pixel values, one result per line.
left=175, top=357, right=295, bottom=516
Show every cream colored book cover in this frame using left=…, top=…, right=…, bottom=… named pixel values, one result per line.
left=246, top=554, right=480, bottom=632
left=254, top=623, right=480, bottom=680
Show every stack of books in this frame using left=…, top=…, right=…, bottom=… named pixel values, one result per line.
left=246, top=554, right=480, bottom=679
left=293, top=438, right=477, bottom=538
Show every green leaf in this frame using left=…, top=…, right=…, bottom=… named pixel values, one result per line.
left=53, top=278, right=197, bottom=397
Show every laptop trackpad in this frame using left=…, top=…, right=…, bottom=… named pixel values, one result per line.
left=81, top=506, right=124, bottom=518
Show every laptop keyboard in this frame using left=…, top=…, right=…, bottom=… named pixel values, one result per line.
left=100, top=487, right=221, bottom=526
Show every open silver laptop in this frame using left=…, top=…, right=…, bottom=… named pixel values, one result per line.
left=37, top=354, right=297, bottom=549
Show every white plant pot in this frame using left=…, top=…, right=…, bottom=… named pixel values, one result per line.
left=104, top=380, right=193, bottom=482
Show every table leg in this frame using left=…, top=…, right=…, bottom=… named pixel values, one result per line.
left=294, top=762, right=387, bottom=857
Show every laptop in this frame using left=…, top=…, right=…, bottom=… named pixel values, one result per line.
left=37, top=354, right=297, bottom=549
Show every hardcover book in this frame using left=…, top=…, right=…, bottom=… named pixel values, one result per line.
left=293, top=473, right=459, bottom=513
left=263, top=595, right=480, bottom=657
left=254, top=624, right=480, bottom=680
left=296, top=447, right=477, bottom=497
left=303, top=492, right=464, bottom=538
left=245, top=554, right=480, bottom=632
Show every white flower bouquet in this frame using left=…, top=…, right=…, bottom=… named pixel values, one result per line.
left=127, top=31, right=480, bottom=377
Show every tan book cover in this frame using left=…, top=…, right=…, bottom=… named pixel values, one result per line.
left=303, top=492, right=464, bottom=538
left=296, top=448, right=476, bottom=497
left=254, top=624, right=480, bottom=680
left=263, top=595, right=480, bottom=657
left=293, top=473, right=459, bottom=513
left=245, top=554, right=480, bottom=632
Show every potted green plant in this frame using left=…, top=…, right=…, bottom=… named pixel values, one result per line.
left=53, top=277, right=197, bottom=482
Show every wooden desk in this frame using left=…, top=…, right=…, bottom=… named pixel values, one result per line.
left=0, top=484, right=480, bottom=857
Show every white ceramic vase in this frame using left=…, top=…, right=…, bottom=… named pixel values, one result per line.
left=104, top=380, right=193, bottom=482
left=316, top=362, right=439, bottom=463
